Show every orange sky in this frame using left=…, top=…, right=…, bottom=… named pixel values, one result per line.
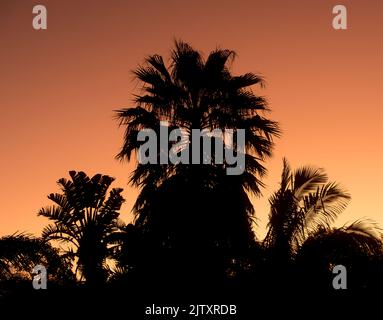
left=1, top=0, right=382, bottom=238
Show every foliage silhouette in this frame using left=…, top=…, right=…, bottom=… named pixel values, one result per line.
left=37, top=171, right=125, bottom=287
left=296, top=220, right=383, bottom=290
left=0, top=233, right=73, bottom=282
left=263, top=158, right=351, bottom=262
left=0, top=41, right=382, bottom=314
left=261, top=158, right=383, bottom=291
left=115, top=40, right=280, bottom=283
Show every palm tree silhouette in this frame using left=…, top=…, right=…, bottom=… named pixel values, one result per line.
left=261, top=158, right=383, bottom=292
left=263, top=158, right=351, bottom=266
left=296, top=220, right=383, bottom=290
left=115, top=40, right=280, bottom=282
left=0, top=233, right=73, bottom=282
left=37, top=171, right=125, bottom=287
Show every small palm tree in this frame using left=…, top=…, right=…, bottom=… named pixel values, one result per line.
left=38, top=171, right=125, bottom=287
left=296, top=220, right=383, bottom=289
left=263, top=158, right=351, bottom=265
left=0, top=233, right=73, bottom=282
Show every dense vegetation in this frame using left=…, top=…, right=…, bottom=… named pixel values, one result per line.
left=1, top=41, right=381, bottom=315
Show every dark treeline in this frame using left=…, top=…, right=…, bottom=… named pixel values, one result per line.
left=1, top=41, right=382, bottom=317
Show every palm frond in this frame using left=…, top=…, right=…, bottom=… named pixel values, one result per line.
left=303, top=182, right=351, bottom=232
left=293, top=165, right=328, bottom=199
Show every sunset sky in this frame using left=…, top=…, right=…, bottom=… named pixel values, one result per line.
left=1, top=0, right=382, bottom=238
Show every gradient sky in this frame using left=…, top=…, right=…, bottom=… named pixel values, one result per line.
left=1, top=0, right=382, bottom=238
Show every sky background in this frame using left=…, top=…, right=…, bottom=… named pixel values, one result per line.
left=0, top=0, right=382, bottom=238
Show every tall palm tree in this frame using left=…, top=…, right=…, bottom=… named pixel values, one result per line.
left=38, top=171, right=125, bottom=287
left=263, top=158, right=351, bottom=265
left=115, top=41, right=280, bottom=275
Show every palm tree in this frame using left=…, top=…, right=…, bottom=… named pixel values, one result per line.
left=0, top=233, right=73, bottom=282
left=37, top=171, right=125, bottom=287
left=260, top=158, right=383, bottom=291
left=115, top=41, right=280, bottom=278
left=296, top=220, right=383, bottom=290
left=263, top=158, right=351, bottom=265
